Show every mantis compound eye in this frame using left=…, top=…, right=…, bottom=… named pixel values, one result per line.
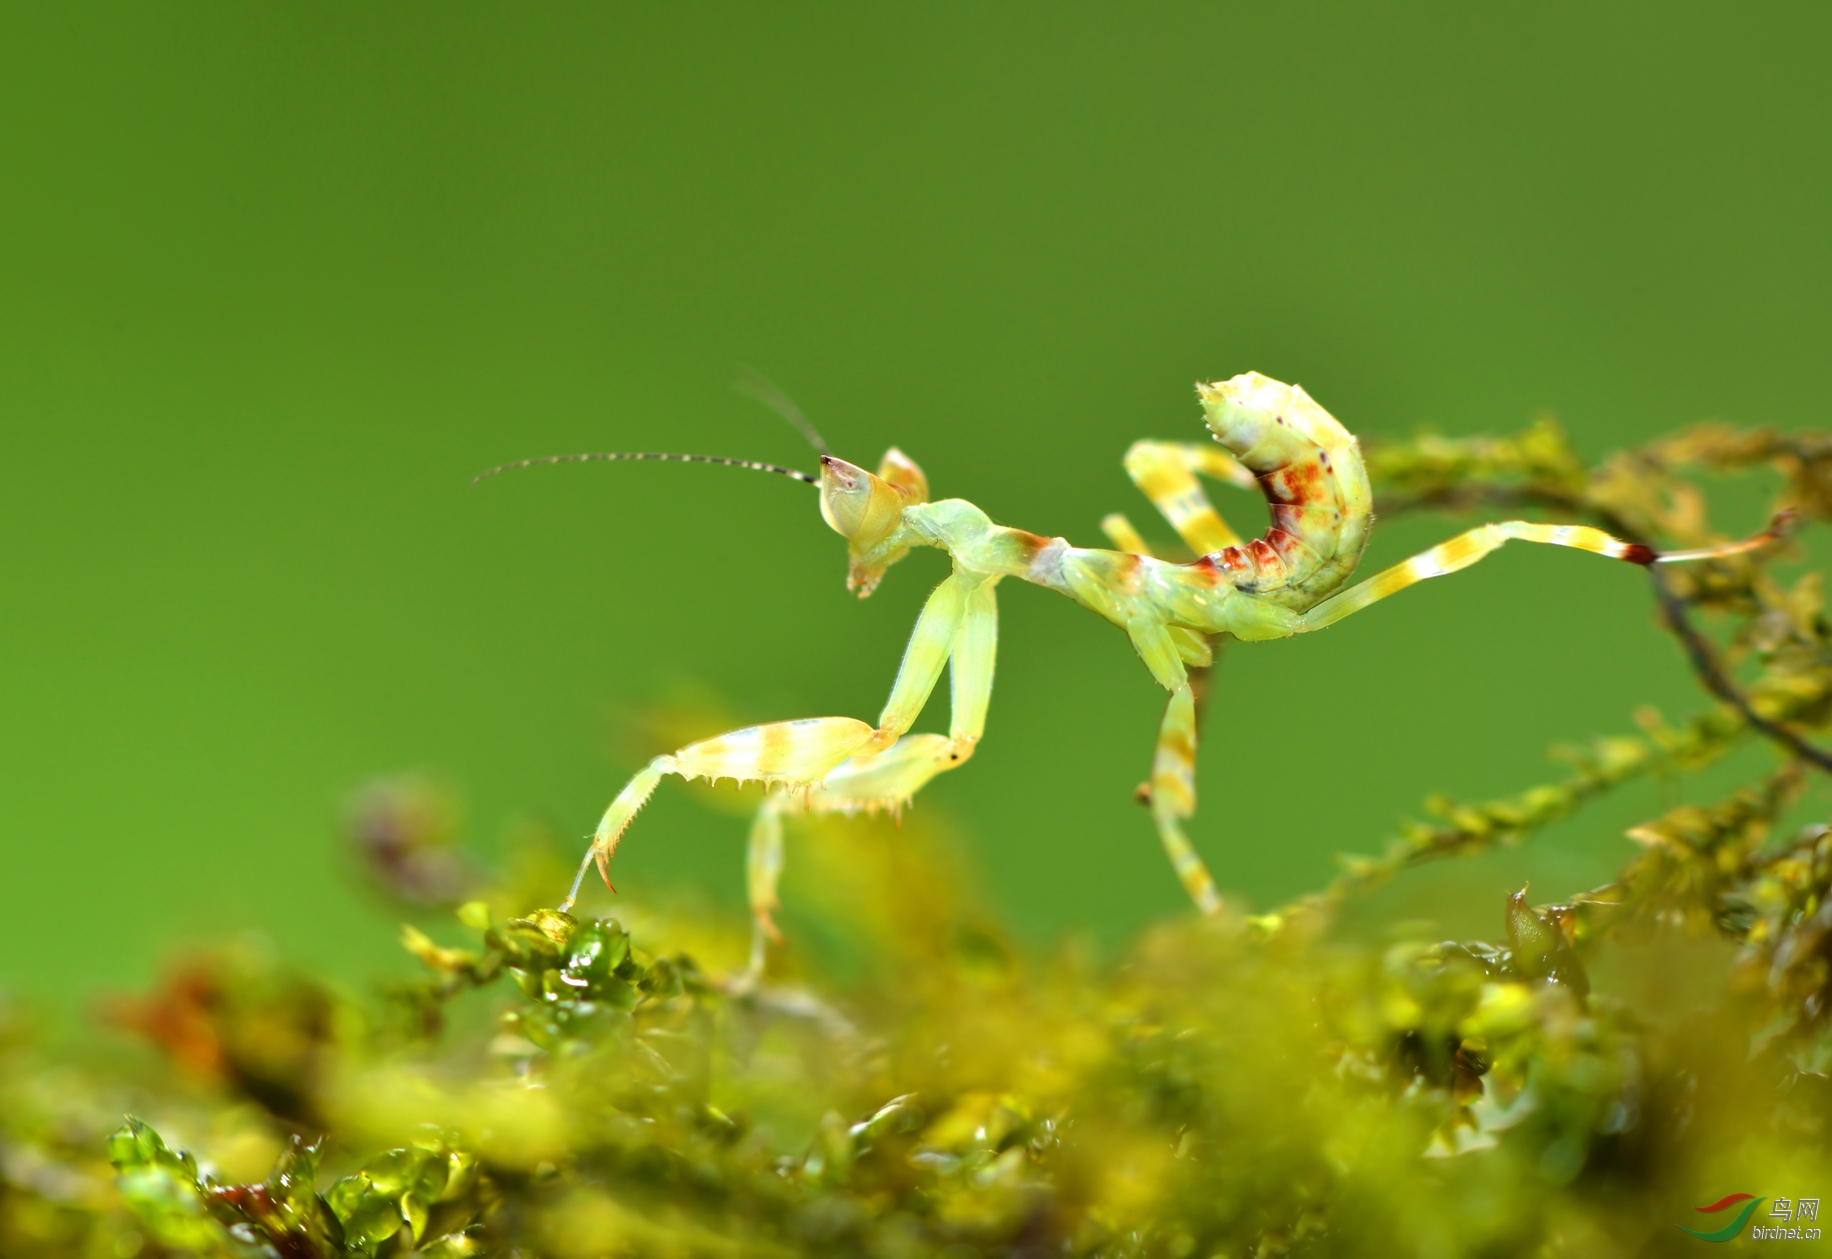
left=817, top=456, right=868, bottom=533
left=818, top=455, right=903, bottom=543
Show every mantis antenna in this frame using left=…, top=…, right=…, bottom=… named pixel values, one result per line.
left=733, top=367, right=832, bottom=456
left=469, top=450, right=819, bottom=489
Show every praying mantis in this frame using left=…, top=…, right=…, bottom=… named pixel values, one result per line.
left=476, top=372, right=1778, bottom=981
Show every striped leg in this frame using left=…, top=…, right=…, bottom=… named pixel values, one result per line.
left=1102, top=439, right=1235, bottom=696
left=735, top=578, right=1001, bottom=983
left=1118, top=616, right=1224, bottom=916
left=1103, top=512, right=1225, bottom=674
left=1101, top=449, right=1238, bottom=885
left=1295, top=519, right=1782, bottom=634
left=1118, top=439, right=1256, bottom=555
left=1100, top=512, right=1158, bottom=557
left=1066, top=566, right=1226, bottom=915
left=1150, top=683, right=1221, bottom=916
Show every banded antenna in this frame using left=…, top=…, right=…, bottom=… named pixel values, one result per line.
left=469, top=450, right=819, bottom=489
left=733, top=367, right=831, bottom=456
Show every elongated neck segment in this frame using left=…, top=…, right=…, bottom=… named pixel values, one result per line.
left=892, top=499, right=1071, bottom=588
left=888, top=498, right=1302, bottom=645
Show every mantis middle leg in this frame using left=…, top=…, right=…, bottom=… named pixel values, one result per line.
left=1096, top=445, right=1235, bottom=914
left=1148, top=680, right=1221, bottom=915
left=1113, top=605, right=1225, bottom=917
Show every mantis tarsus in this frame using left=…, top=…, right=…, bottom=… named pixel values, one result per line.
left=475, top=372, right=1780, bottom=982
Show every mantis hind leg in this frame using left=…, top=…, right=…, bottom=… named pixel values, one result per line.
left=1102, top=439, right=1255, bottom=559
left=1295, top=517, right=1787, bottom=634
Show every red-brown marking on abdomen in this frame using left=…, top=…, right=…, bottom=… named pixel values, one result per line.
left=1270, top=504, right=1340, bottom=541
left=1260, top=459, right=1325, bottom=505
left=1622, top=543, right=1656, bottom=565
left=1264, top=528, right=1310, bottom=566
left=1189, top=554, right=1224, bottom=584
left=1246, top=538, right=1282, bottom=575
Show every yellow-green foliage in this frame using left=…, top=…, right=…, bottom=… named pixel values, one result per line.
left=5, top=418, right=1832, bottom=1257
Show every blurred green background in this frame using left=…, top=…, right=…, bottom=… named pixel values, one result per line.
left=4, top=3, right=1829, bottom=998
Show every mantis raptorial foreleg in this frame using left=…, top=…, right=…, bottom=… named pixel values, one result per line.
left=735, top=733, right=955, bottom=986
left=559, top=717, right=875, bottom=910
left=732, top=578, right=999, bottom=985
left=948, top=579, right=998, bottom=748
left=565, top=566, right=1002, bottom=973
left=561, top=577, right=961, bottom=911
left=1294, top=519, right=1779, bottom=634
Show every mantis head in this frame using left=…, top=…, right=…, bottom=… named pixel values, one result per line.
left=819, top=448, right=928, bottom=597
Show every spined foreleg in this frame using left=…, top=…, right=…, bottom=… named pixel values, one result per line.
left=734, top=733, right=958, bottom=988
left=735, top=578, right=1000, bottom=983
left=565, top=572, right=1002, bottom=940
left=560, top=715, right=878, bottom=912
left=559, top=574, right=972, bottom=912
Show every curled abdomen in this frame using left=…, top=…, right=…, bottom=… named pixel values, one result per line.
left=1195, top=372, right=1373, bottom=606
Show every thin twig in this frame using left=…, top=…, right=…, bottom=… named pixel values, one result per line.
left=1644, top=565, right=1832, bottom=774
